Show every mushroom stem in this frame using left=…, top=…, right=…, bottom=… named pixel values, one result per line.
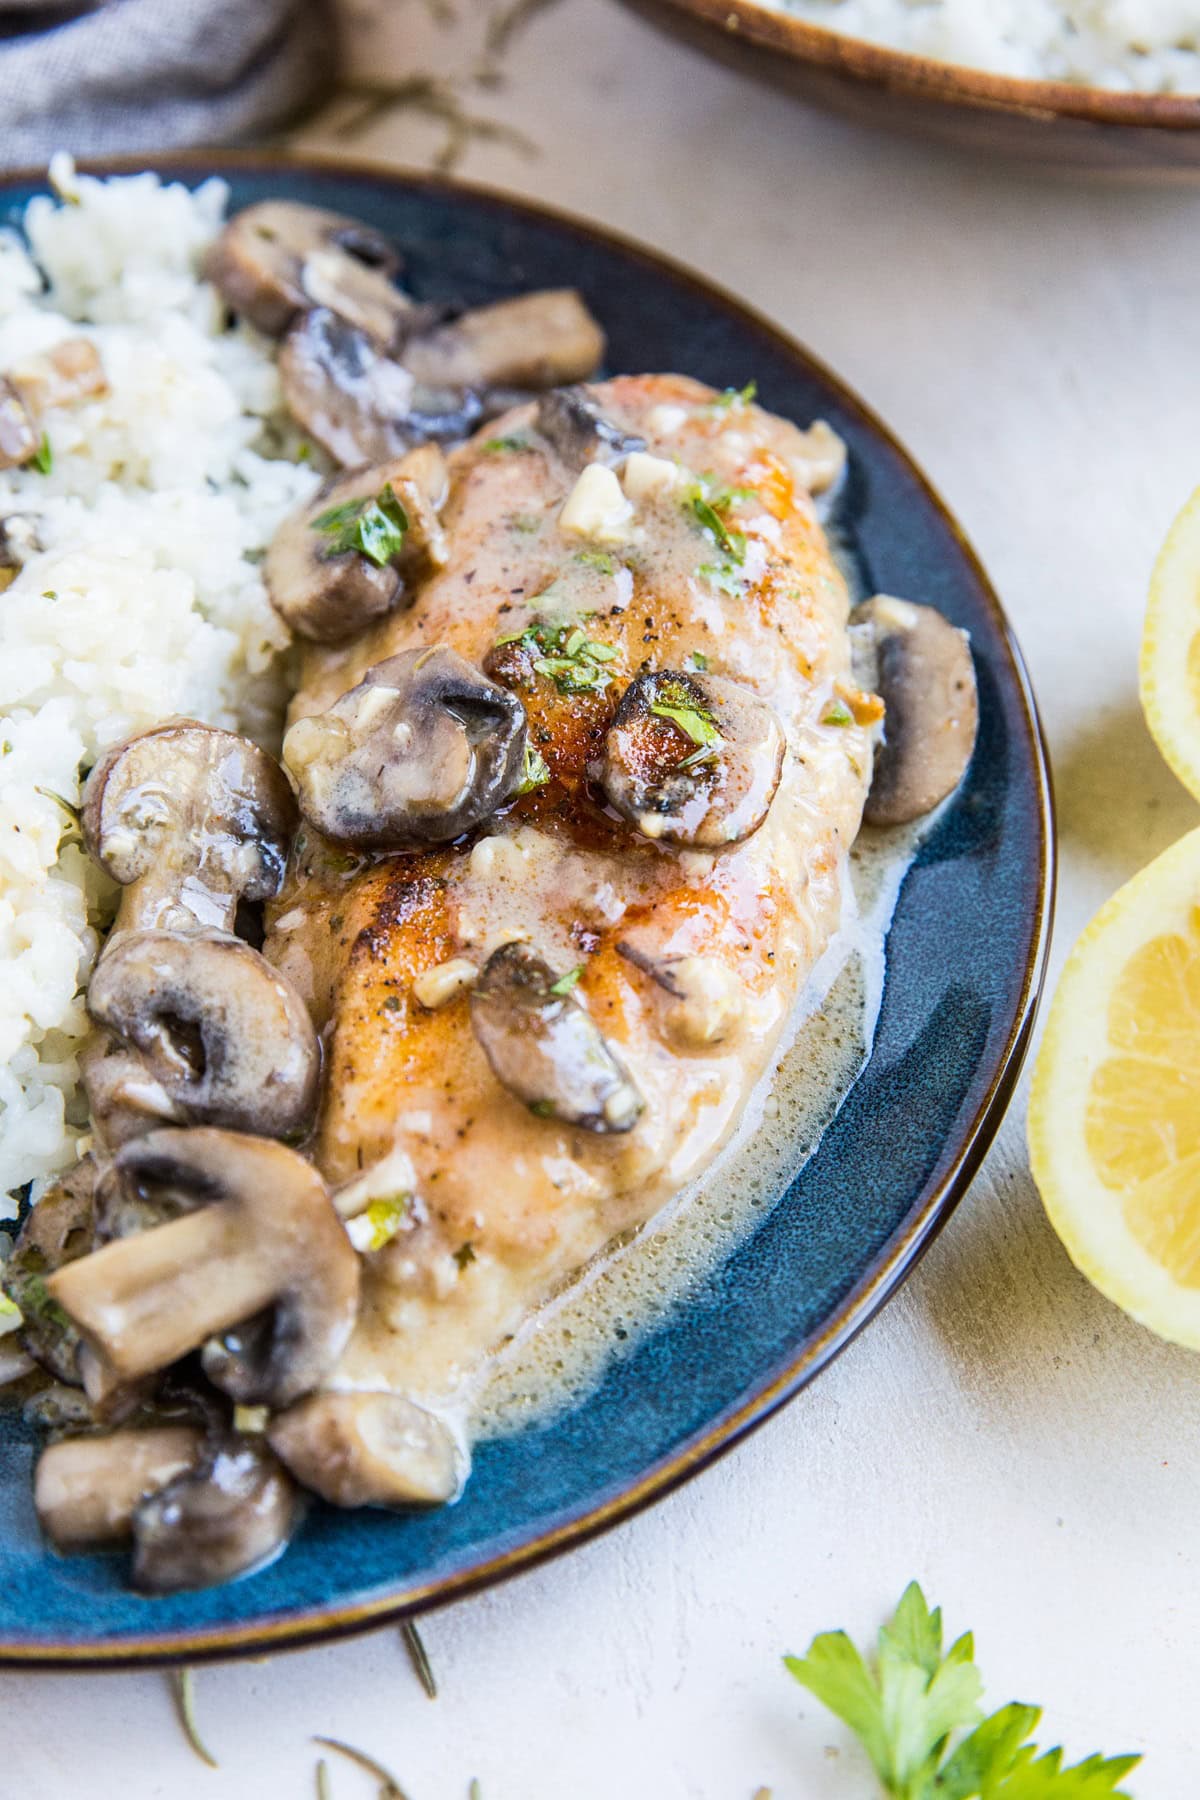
left=35, top=1426, right=204, bottom=1550
left=50, top=1204, right=277, bottom=1392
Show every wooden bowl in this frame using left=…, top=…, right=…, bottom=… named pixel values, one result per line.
left=623, top=0, right=1200, bottom=178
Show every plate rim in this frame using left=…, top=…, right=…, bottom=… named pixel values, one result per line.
left=0, top=149, right=1056, bottom=1669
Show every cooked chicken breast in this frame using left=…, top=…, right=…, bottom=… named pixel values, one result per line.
left=265, top=375, right=877, bottom=1401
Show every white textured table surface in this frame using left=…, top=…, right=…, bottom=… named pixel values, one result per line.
left=7, top=4, right=1200, bottom=1794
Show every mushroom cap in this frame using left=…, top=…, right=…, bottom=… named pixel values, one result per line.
left=35, top=1425, right=204, bottom=1551
left=470, top=941, right=644, bottom=1133
left=265, top=444, right=449, bottom=645
left=535, top=384, right=645, bottom=469
left=597, top=670, right=785, bottom=849
left=202, top=199, right=410, bottom=342
left=283, top=646, right=528, bottom=850
left=2, top=1156, right=96, bottom=1383
left=280, top=307, right=481, bottom=469
left=851, top=596, right=979, bottom=827
left=268, top=1391, right=460, bottom=1509
left=82, top=721, right=297, bottom=920
left=86, top=929, right=321, bottom=1141
left=50, top=1129, right=360, bottom=1409
left=131, top=1434, right=296, bottom=1593
left=403, top=291, right=605, bottom=392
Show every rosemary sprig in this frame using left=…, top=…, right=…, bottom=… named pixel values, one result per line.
left=170, top=1667, right=218, bottom=1769
left=402, top=1618, right=438, bottom=1699
left=314, top=1736, right=413, bottom=1800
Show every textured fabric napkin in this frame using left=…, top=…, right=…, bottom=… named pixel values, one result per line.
left=0, top=0, right=338, bottom=168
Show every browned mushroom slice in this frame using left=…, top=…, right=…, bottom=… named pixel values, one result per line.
left=0, top=377, right=37, bottom=469
left=535, top=385, right=645, bottom=469
left=48, top=1129, right=360, bottom=1409
left=597, top=671, right=785, bottom=849
left=82, top=721, right=297, bottom=937
left=132, top=1434, right=296, bottom=1593
left=35, top=1425, right=204, bottom=1550
left=202, top=199, right=415, bottom=343
left=268, top=1391, right=459, bottom=1508
left=851, top=596, right=979, bottom=826
left=403, top=291, right=604, bottom=392
left=279, top=308, right=482, bottom=468
left=1, top=1157, right=96, bottom=1382
left=470, top=942, right=643, bottom=1133
left=86, top=931, right=320, bottom=1139
left=265, top=444, right=449, bottom=644
left=283, top=646, right=527, bottom=850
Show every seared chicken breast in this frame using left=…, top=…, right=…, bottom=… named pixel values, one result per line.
left=265, top=375, right=877, bottom=1401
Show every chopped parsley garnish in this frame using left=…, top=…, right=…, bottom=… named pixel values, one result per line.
left=822, top=699, right=854, bottom=727
left=710, top=380, right=757, bottom=413
left=346, top=1193, right=410, bottom=1254
left=688, top=650, right=709, bottom=671
left=29, top=433, right=52, bottom=475
left=549, top=964, right=585, bottom=997
left=517, top=742, right=551, bottom=795
left=649, top=686, right=722, bottom=749
left=690, top=494, right=746, bottom=563
left=786, top=1581, right=1140, bottom=1799
left=576, top=549, right=617, bottom=575
left=509, top=512, right=542, bottom=535
left=698, top=561, right=744, bottom=597
left=314, top=482, right=408, bottom=567
left=483, top=435, right=529, bottom=453
left=496, top=620, right=619, bottom=695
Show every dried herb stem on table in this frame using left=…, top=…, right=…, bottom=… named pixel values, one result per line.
left=314, top=1735, right=414, bottom=1799
left=401, top=1617, right=438, bottom=1698
left=169, top=1666, right=219, bottom=1769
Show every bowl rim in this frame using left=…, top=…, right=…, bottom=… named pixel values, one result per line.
left=0, top=148, right=1056, bottom=1669
left=646, top=0, right=1200, bottom=124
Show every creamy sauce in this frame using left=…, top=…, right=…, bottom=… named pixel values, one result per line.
left=453, top=817, right=921, bottom=1439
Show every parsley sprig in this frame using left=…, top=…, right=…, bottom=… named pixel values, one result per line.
left=649, top=685, right=722, bottom=751
left=517, top=742, right=551, bottom=794
left=496, top=621, right=619, bottom=695
left=785, top=1583, right=1140, bottom=1800
left=314, top=483, right=409, bottom=568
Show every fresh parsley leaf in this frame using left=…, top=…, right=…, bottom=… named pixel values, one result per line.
left=698, top=560, right=744, bottom=597
left=517, top=742, right=551, bottom=795
left=822, top=699, right=855, bottom=727
left=712, top=380, right=757, bottom=411
left=483, top=435, right=528, bottom=453
left=784, top=1584, right=1140, bottom=1800
left=688, top=650, right=709, bottom=671
left=549, top=964, right=584, bottom=997
left=346, top=1193, right=410, bottom=1254
left=29, top=433, right=52, bottom=475
left=577, top=549, right=617, bottom=575
left=649, top=693, right=722, bottom=749
left=314, top=483, right=408, bottom=567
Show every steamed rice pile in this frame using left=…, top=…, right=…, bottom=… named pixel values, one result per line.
left=775, top=0, right=1200, bottom=89
left=0, top=165, right=319, bottom=1212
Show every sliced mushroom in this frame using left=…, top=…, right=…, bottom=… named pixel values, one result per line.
left=1, top=1157, right=95, bottom=1382
left=48, top=1129, right=360, bottom=1409
left=35, top=1425, right=204, bottom=1550
left=597, top=671, right=785, bottom=849
left=82, top=722, right=297, bottom=937
left=404, top=291, right=604, bottom=392
left=268, top=1391, right=459, bottom=1508
left=470, top=942, right=643, bottom=1133
left=280, top=307, right=481, bottom=468
left=86, top=931, right=320, bottom=1139
left=284, top=647, right=527, bottom=850
left=132, top=1434, right=296, bottom=1594
left=850, top=596, right=979, bottom=826
left=0, top=377, right=36, bottom=469
left=265, top=444, right=449, bottom=644
left=535, top=385, right=645, bottom=469
left=10, top=337, right=107, bottom=414
left=202, top=199, right=415, bottom=343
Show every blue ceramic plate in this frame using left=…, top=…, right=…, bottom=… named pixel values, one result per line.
left=0, top=155, right=1052, bottom=1666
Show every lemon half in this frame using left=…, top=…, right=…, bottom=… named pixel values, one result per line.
left=1141, top=487, right=1200, bottom=803
left=1029, top=826, right=1200, bottom=1347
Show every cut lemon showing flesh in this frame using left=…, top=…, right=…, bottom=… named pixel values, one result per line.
left=1029, top=825, right=1200, bottom=1348
left=1141, top=487, right=1200, bottom=802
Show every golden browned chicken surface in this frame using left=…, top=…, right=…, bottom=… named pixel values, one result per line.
left=265, top=375, right=879, bottom=1400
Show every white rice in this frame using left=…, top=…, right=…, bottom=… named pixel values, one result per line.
left=0, top=164, right=320, bottom=1212
left=772, top=0, right=1200, bottom=90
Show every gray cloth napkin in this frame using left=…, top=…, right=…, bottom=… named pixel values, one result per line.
left=0, top=0, right=338, bottom=168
